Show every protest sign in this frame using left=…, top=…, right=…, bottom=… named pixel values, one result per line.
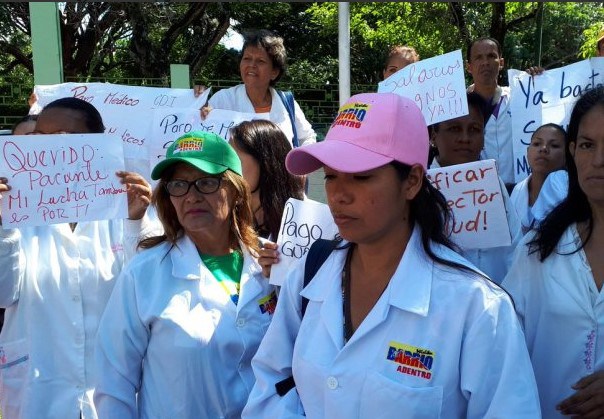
left=148, top=107, right=204, bottom=179
left=32, top=82, right=210, bottom=163
left=426, top=160, right=510, bottom=249
left=508, top=57, right=604, bottom=182
left=378, top=49, right=468, bottom=125
left=0, top=134, right=127, bottom=228
left=269, top=198, right=339, bottom=287
left=200, top=108, right=259, bottom=139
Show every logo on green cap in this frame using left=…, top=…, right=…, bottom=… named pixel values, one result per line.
left=173, top=138, right=203, bottom=154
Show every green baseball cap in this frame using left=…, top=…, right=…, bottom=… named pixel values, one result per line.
left=151, top=131, right=242, bottom=180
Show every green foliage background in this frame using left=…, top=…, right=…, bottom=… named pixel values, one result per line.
left=1, top=2, right=604, bottom=128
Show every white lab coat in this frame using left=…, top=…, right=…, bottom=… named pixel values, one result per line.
left=502, top=225, right=604, bottom=418
left=0, top=218, right=152, bottom=419
left=530, top=170, right=568, bottom=224
left=94, top=234, right=276, bottom=419
left=242, top=226, right=541, bottom=418
left=510, top=175, right=533, bottom=232
left=468, top=85, right=514, bottom=186
left=430, top=159, right=522, bottom=284
left=209, top=84, right=316, bottom=147
left=510, top=172, right=569, bottom=234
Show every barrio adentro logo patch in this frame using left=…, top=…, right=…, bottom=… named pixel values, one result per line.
left=386, top=341, right=435, bottom=381
left=174, top=138, right=203, bottom=154
left=331, top=102, right=370, bottom=129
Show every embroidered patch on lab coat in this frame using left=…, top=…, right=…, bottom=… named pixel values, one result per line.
left=258, top=291, right=277, bottom=315
left=386, top=341, right=435, bottom=381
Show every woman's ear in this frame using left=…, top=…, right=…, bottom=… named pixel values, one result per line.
left=403, top=164, right=424, bottom=201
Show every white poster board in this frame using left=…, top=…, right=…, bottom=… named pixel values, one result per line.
left=508, top=57, right=604, bottom=182
left=426, top=160, right=510, bottom=249
left=378, top=49, right=468, bottom=125
left=0, top=134, right=127, bottom=228
left=269, top=198, right=340, bottom=287
left=200, top=108, right=260, bottom=140
left=32, top=82, right=210, bottom=179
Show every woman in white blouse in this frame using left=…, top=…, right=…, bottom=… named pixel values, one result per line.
left=503, top=86, right=604, bottom=418
left=207, top=29, right=316, bottom=148
left=510, top=123, right=567, bottom=233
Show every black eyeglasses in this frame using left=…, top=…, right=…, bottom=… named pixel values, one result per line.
left=164, top=177, right=222, bottom=197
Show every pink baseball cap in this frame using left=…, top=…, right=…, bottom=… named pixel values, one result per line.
left=286, top=92, right=429, bottom=175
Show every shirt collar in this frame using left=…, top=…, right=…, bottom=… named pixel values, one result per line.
left=301, top=226, right=436, bottom=317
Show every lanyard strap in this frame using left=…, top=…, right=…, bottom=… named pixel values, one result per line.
left=216, top=278, right=240, bottom=305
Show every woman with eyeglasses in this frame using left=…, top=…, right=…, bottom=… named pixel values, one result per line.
left=94, top=131, right=277, bottom=418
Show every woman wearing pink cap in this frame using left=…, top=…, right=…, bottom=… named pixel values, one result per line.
left=242, top=93, right=540, bottom=418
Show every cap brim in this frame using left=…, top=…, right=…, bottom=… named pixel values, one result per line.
left=151, top=157, right=227, bottom=180
left=286, top=140, right=393, bottom=175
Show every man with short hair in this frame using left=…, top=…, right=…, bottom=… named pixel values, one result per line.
left=466, top=36, right=515, bottom=191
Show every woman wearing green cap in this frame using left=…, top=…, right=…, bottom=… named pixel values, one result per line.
left=93, top=131, right=277, bottom=418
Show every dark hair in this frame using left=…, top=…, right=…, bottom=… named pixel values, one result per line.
left=391, top=161, right=479, bottom=274
left=230, top=120, right=305, bottom=239
left=467, top=37, right=502, bottom=62
left=431, top=92, right=485, bottom=134
left=11, top=114, right=38, bottom=134
left=241, top=29, right=287, bottom=86
left=530, top=123, right=567, bottom=144
left=139, top=163, right=259, bottom=255
left=528, top=86, right=604, bottom=261
left=42, top=97, right=105, bottom=133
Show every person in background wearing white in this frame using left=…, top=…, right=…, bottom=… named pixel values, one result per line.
left=242, top=92, right=540, bottom=418
left=430, top=92, right=522, bottom=284
left=510, top=123, right=568, bottom=234
left=0, top=114, right=39, bottom=335
left=502, top=86, right=604, bottom=418
left=466, top=36, right=517, bottom=191
left=94, top=132, right=276, bottom=418
left=0, top=97, right=153, bottom=419
left=204, top=29, right=316, bottom=148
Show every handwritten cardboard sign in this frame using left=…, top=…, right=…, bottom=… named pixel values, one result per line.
left=147, top=108, right=260, bottom=181
left=0, top=134, right=127, bottom=228
left=377, top=49, right=468, bottom=125
left=32, top=82, right=210, bottom=163
left=200, top=108, right=260, bottom=140
left=508, top=57, right=604, bottom=182
left=148, top=107, right=205, bottom=181
left=426, top=160, right=510, bottom=249
left=269, top=198, right=339, bottom=287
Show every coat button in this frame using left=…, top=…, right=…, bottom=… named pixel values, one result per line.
left=326, top=376, right=338, bottom=390
left=236, top=318, right=246, bottom=327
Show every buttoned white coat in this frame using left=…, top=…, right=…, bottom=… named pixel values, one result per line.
left=209, top=84, right=316, bottom=147
left=243, top=226, right=541, bottom=418
left=94, top=234, right=276, bottom=419
left=502, top=225, right=604, bottom=418
left=0, top=218, right=150, bottom=419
